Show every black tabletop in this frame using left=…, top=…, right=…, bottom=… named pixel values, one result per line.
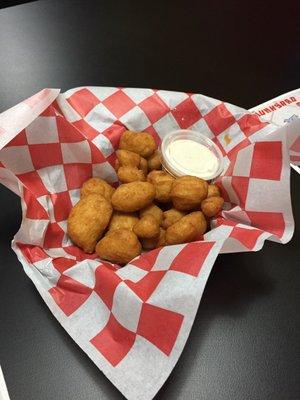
left=0, top=1, right=300, bottom=399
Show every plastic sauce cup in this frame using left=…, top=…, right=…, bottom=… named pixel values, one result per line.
left=160, top=129, right=224, bottom=181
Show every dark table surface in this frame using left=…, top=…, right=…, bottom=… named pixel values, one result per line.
left=0, top=1, right=300, bottom=399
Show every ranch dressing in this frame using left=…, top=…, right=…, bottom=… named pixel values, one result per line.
left=166, top=139, right=219, bottom=180
left=161, top=130, right=224, bottom=180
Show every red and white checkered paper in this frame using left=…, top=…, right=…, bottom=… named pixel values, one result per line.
left=0, top=87, right=298, bottom=400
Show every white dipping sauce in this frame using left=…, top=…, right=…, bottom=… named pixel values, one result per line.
left=166, top=139, right=219, bottom=179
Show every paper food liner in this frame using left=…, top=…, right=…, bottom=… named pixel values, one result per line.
left=0, top=87, right=299, bottom=400
left=249, top=88, right=300, bottom=173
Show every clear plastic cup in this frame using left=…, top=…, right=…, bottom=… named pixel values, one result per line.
left=160, top=129, right=224, bottom=181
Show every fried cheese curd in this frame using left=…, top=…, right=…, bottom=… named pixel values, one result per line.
left=67, top=129, right=225, bottom=264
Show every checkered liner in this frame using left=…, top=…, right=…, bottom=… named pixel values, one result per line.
left=0, top=87, right=298, bottom=400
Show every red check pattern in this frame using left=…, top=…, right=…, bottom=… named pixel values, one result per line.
left=42, top=242, right=217, bottom=366
left=0, top=87, right=298, bottom=400
left=58, top=88, right=279, bottom=165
